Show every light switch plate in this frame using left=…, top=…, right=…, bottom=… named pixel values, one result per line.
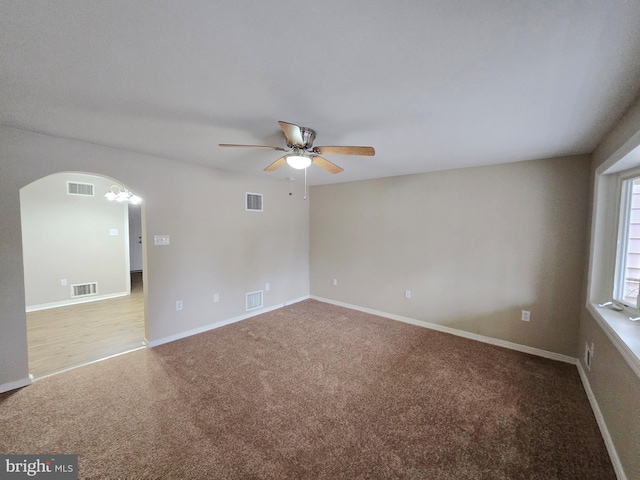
left=154, top=235, right=170, bottom=246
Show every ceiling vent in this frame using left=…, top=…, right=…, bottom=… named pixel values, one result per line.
left=246, top=290, right=263, bottom=311
left=67, top=181, right=94, bottom=196
left=71, top=282, right=98, bottom=298
left=246, top=193, right=263, bottom=211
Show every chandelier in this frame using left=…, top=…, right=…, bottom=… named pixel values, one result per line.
left=104, top=185, right=142, bottom=204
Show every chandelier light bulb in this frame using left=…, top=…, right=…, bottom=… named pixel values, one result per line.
left=115, top=191, right=129, bottom=202
left=105, top=185, right=143, bottom=204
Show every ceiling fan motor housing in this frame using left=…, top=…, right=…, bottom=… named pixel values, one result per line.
left=297, top=127, right=316, bottom=149
left=219, top=120, right=374, bottom=174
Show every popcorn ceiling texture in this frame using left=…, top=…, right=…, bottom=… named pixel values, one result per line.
left=0, top=300, right=614, bottom=479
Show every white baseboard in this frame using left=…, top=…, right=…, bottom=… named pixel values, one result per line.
left=26, top=292, right=129, bottom=312
left=0, top=376, right=32, bottom=394
left=311, top=296, right=577, bottom=364
left=147, top=295, right=310, bottom=348
left=284, top=295, right=311, bottom=306
left=577, top=362, right=627, bottom=480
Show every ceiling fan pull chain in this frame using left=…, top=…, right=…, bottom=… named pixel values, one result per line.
left=304, top=167, right=308, bottom=200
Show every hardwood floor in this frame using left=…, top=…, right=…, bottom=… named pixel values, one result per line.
left=26, top=272, right=145, bottom=378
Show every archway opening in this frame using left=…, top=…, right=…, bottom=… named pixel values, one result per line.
left=20, top=172, right=147, bottom=378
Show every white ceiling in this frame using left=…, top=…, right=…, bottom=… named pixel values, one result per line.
left=2, top=1, right=640, bottom=185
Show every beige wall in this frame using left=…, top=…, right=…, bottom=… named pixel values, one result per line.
left=581, top=94, right=640, bottom=480
left=0, top=126, right=310, bottom=389
left=310, top=156, right=590, bottom=357
left=3, top=107, right=638, bottom=475
left=579, top=307, right=640, bottom=478
left=20, top=173, right=129, bottom=309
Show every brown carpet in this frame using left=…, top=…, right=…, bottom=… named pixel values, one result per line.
left=0, top=300, right=615, bottom=479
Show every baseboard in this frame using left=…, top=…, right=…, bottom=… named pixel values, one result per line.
left=0, top=376, right=32, bottom=394
left=577, top=362, right=627, bottom=480
left=284, top=295, right=311, bottom=306
left=148, top=295, right=310, bottom=348
left=311, top=296, right=577, bottom=364
left=26, top=292, right=129, bottom=312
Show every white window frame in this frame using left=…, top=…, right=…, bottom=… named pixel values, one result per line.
left=612, top=171, right=640, bottom=313
left=587, top=141, right=640, bottom=378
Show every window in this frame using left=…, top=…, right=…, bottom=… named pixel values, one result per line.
left=613, top=177, right=640, bottom=310
left=588, top=143, right=640, bottom=376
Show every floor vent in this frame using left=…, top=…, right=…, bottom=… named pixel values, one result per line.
left=246, top=290, right=263, bottom=311
left=71, top=282, right=98, bottom=298
left=67, top=181, right=95, bottom=196
left=246, top=192, right=263, bottom=211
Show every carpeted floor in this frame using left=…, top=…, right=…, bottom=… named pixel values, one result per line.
left=0, top=300, right=615, bottom=479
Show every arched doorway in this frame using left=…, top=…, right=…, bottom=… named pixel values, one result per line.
left=20, top=172, right=147, bottom=378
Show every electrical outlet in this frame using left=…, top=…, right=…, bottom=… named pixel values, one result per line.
left=332, top=279, right=338, bottom=286
left=213, top=293, right=219, bottom=303
left=265, top=283, right=270, bottom=291
left=61, top=279, right=67, bottom=286
left=521, top=310, right=531, bottom=322
left=176, top=300, right=183, bottom=311
left=404, top=290, right=411, bottom=299
left=584, top=342, right=593, bottom=371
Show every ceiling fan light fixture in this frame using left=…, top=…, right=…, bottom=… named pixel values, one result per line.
left=220, top=121, right=374, bottom=175
left=286, top=154, right=312, bottom=170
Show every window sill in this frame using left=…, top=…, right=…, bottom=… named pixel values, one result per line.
left=587, top=302, right=640, bottom=377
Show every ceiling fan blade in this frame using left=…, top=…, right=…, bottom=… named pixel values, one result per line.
left=264, top=156, right=287, bottom=172
left=219, top=144, right=286, bottom=151
left=278, top=121, right=305, bottom=147
left=312, top=156, right=343, bottom=174
left=312, top=146, right=375, bottom=156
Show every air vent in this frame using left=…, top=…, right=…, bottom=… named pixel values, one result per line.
left=67, top=181, right=95, bottom=196
left=246, top=193, right=263, bottom=211
left=71, top=282, right=98, bottom=298
left=246, top=290, right=263, bottom=311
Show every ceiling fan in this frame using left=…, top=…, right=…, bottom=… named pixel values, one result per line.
left=219, top=121, right=375, bottom=174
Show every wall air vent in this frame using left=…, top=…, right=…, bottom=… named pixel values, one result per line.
left=71, top=282, right=98, bottom=298
left=246, top=290, right=263, bottom=311
left=246, top=193, right=263, bottom=211
left=67, top=181, right=95, bottom=196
